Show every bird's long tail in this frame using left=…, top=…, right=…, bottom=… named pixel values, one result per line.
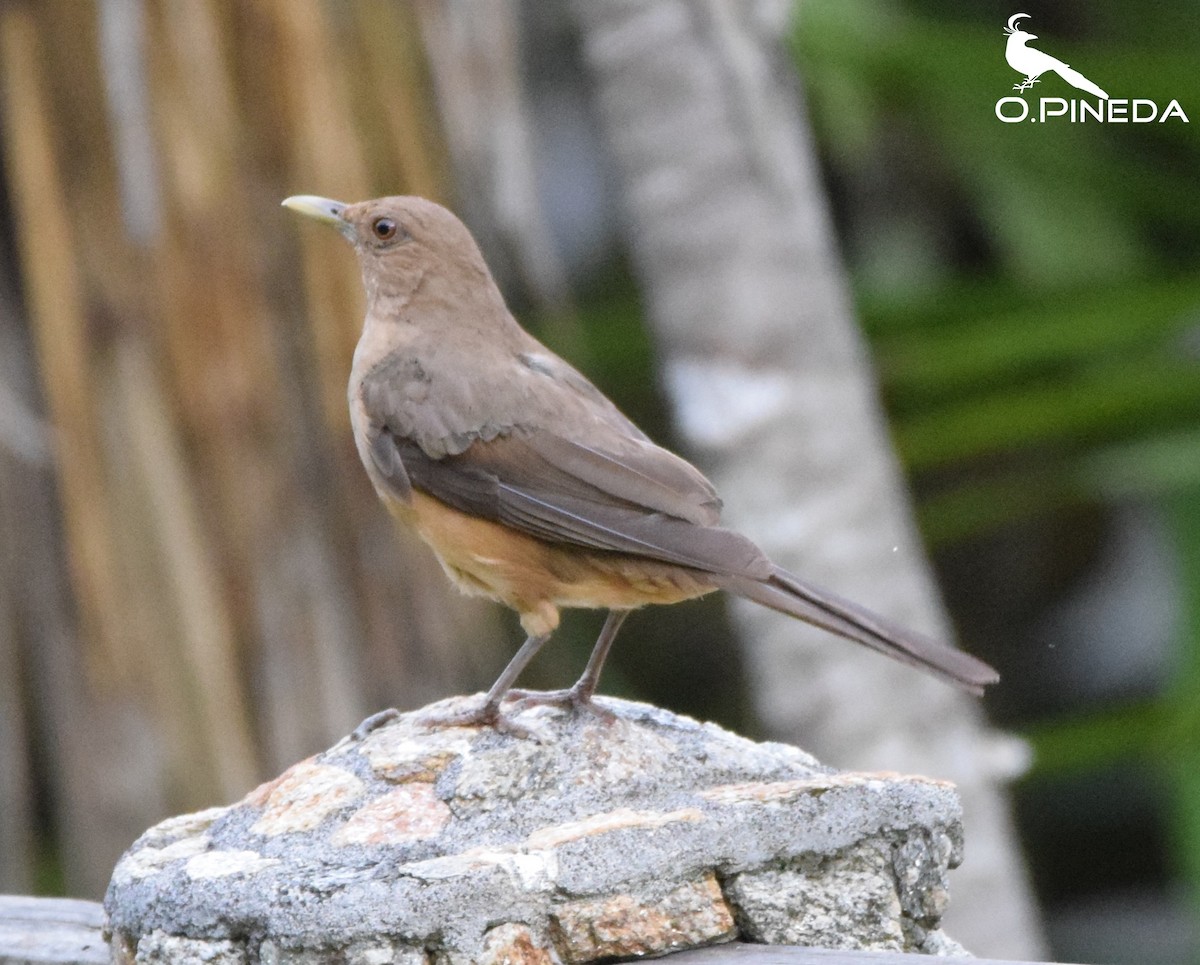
left=715, top=566, right=999, bottom=695
left=1055, top=64, right=1108, bottom=99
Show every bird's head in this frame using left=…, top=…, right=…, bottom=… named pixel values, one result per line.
left=1004, top=12, right=1035, bottom=39
left=282, top=194, right=493, bottom=303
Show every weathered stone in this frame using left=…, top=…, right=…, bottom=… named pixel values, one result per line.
left=121, top=930, right=247, bottom=964
left=137, top=806, right=231, bottom=847
left=248, top=760, right=366, bottom=836
left=117, top=833, right=212, bottom=881
left=917, top=928, right=972, bottom=956
left=726, top=840, right=905, bottom=949
left=525, top=806, right=705, bottom=850
left=361, top=731, right=474, bottom=784
left=476, top=922, right=560, bottom=964
left=259, top=938, right=428, bottom=964
left=185, top=849, right=281, bottom=880
left=105, top=695, right=970, bottom=961
left=893, top=827, right=958, bottom=923
left=550, top=873, right=735, bottom=962
left=330, top=782, right=451, bottom=846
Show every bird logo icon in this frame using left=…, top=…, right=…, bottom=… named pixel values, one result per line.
left=1004, top=13, right=1108, bottom=99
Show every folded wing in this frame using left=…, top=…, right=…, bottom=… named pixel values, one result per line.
left=380, top=429, right=773, bottom=581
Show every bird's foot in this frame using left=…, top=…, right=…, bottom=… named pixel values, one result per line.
left=507, top=686, right=616, bottom=723
left=1013, top=77, right=1039, bottom=92
left=412, top=697, right=543, bottom=740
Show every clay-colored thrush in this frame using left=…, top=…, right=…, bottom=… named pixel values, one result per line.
left=283, top=194, right=998, bottom=728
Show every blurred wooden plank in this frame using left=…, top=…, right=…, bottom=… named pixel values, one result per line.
left=0, top=4, right=171, bottom=898
left=660, top=944, right=1073, bottom=964
left=107, top=340, right=259, bottom=798
left=0, top=0, right=502, bottom=900
left=0, top=896, right=107, bottom=964
left=147, top=0, right=366, bottom=773
left=351, top=0, right=450, bottom=202
left=273, top=0, right=371, bottom=430
left=0, top=4, right=123, bottom=674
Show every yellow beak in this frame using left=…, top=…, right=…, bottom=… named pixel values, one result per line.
left=281, top=195, right=355, bottom=241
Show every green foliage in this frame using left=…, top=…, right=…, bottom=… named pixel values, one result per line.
left=1023, top=697, right=1167, bottom=776
left=791, top=0, right=1200, bottom=542
left=793, top=0, right=1200, bottom=286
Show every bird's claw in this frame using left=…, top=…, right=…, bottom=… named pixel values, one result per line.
left=412, top=698, right=543, bottom=740
left=506, top=686, right=617, bottom=723
left=349, top=707, right=401, bottom=741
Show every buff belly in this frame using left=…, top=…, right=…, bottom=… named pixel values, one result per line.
left=386, top=490, right=716, bottom=637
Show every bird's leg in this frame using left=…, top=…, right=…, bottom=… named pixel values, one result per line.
left=568, top=609, right=630, bottom=703
left=1014, top=76, right=1039, bottom=92
left=413, top=631, right=553, bottom=735
left=509, top=610, right=631, bottom=717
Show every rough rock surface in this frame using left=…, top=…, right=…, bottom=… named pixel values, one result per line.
left=104, top=695, right=969, bottom=963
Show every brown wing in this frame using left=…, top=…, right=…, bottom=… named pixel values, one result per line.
left=356, top=335, right=770, bottom=576
left=371, top=426, right=772, bottom=581
left=357, top=344, right=724, bottom=527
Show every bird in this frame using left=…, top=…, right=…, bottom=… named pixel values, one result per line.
left=1004, top=13, right=1108, bottom=98
left=282, top=194, right=999, bottom=732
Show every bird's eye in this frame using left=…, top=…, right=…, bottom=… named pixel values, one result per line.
left=372, top=217, right=399, bottom=241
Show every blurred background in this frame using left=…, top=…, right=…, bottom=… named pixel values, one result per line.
left=0, top=1, right=1197, bottom=963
